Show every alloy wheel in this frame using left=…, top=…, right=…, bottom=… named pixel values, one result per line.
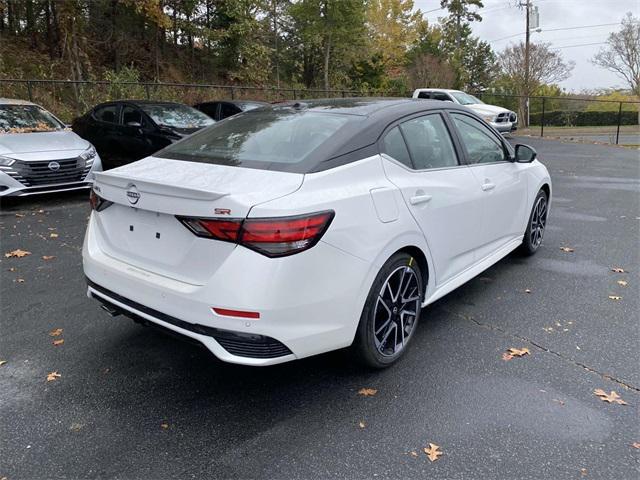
left=373, top=265, right=421, bottom=357
left=530, top=196, right=547, bottom=248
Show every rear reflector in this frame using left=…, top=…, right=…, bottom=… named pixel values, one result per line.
left=177, top=211, right=334, bottom=257
left=212, top=307, right=260, bottom=319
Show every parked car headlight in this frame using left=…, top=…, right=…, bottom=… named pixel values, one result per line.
left=0, top=155, right=16, bottom=167
left=482, top=115, right=496, bottom=123
left=80, top=146, right=97, bottom=161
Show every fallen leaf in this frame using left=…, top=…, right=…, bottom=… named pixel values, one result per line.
left=16, top=278, right=25, bottom=283
left=631, top=442, right=640, bottom=449
left=46, top=371, right=61, bottom=382
left=8, top=267, right=16, bottom=272
left=52, top=339, right=64, bottom=346
left=15, top=213, right=25, bottom=218
left=50, top=233, right=59, bottom=238
left=617, top=280, right=628, bottom=287
left=70, top=422, right=84, bottom=432
left=49, top=328, right=63, bottom=336
left=4, top=249, right=31, bottom=258
left=358, top=421, right=366, bottom=429
left=611, top=267, right=626, bottom=273
left=42, top=255, right=56, bottom=261
left=524, top=289, right=532, bottom=294
left=409, top=450, right=418, bottom=458
left=358, top=388, right=378, bottom=397
left=502, top=352, right=513, bottom=361
left=594, top=389, right=628, bottom=405
left=423, top=443, right=443, bottom=462
left=160, top=422, right=169, bottom=429
left=552, top=398, right=565, bottom=406
left=580, top=468, right=587, bottom=476
left=507, top=347, right=530, bottom=357
left=560, top=247, right=574, bottom=252
left=0, top=360, right=7, bottom=367
left=608, top=295, right=622, bottom=301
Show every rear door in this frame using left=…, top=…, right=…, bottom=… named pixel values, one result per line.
left=381, top=112, right=484, bottom=287
left=89, top=104, right=121, bottom=157
left=448, top=111, right=528, bottom=258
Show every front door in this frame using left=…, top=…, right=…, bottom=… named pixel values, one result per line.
left=449, top=112, right=528, bottom=259
left=381, top=112, right=485, bottom=287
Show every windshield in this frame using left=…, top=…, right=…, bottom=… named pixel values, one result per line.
left=140, top=103, right=214, bottom=129
left=0, top=105, right=64, bottom=133
left=156, top=109, right=355, bottom=169
left=450, top=92, right=484, bottom=105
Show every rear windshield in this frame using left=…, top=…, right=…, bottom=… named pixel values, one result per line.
left=0, top=105, right=64, bottom=133
left=156, top=109, right=357, bottom=171
left=140, top=103, right=214, bottom=129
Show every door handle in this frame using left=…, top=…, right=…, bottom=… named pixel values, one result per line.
left=481, top=182, right=496, bottom=191
left=410, top=194, right=433, bottom=205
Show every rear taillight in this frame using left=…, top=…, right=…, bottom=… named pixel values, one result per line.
left=177, top=211, right=334, bottom=257
left=89, top=190, right=113, bottom=212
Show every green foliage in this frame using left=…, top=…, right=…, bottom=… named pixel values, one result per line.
left=104, top=66, right=146, bottom=100
left=529, top=110, right=639, bottom=127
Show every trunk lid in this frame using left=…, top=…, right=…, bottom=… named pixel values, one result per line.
left=92, top=156, right=303, bottom=284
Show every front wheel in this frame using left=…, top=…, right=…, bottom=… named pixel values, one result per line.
left=353, top=252, right=424, bottom=368
left=520, top=189, right=548, bottom=256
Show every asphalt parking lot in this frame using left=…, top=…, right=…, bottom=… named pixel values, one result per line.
left=1, top=138, right=639, bottom=479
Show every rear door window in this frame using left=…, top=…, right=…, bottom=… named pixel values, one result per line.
left=220, top=103, right=241, bottom=119
left=94, top=104, right=119, bottom=124
left=399, top=114, right=458, bottom=170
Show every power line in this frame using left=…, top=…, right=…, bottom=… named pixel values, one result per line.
left=552, top=41, right=607, bottom=49
left=489, top=21, right=625, bottom=43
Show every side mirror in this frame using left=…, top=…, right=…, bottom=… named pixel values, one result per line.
left=515, top=144, right=537, bottom=163
left=126, top=121, right=142, bottom=128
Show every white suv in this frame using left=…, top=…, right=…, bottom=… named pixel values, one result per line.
left=413, top=89, right=517, bottom=134
left=0, top=99, right=102, bottom=197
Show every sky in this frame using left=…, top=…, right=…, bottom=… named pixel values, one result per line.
left=413, top=0, right=640, bottom=92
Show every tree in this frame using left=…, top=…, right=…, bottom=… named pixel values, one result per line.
left=498, top=42, right=574, bottom=126
left=366, top=0, right=423, bottom=76
left=407, top=53, right=455, bottom=89
left=592, top=13, right=640, bottom=97
left=439, top=0, right=484, bottom=88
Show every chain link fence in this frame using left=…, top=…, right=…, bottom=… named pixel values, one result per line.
left=1, top=79, right=638, bottom=145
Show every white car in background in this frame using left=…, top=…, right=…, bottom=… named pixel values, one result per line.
left=0, top=99, right=102, bottom=197
left=413, top=89, right=517, bottom=134
left=84, top=98, right=550, bottom=368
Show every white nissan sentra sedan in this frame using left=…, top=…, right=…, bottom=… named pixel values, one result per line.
left=83, top=98, right=551, bottom=368
left=0, top=99, right=102, bottom=197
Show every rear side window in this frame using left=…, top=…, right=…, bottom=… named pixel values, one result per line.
left=400, top=114, right=458, bottom=170
left=156, top=109, right=357, bottom=170
left=94, top=105, right=119, bottom=124
left=381, top=126, right=412, bottom=167
left=417, top=91, right=430, bottom=99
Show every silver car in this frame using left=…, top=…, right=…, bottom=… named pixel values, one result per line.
left=0, top=99, right=102, bottom=197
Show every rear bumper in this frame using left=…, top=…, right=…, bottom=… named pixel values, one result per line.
left=83, top=213, right=372, bottom=366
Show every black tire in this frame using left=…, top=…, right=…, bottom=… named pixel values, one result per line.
left=520, top=189, right=548, bottom=256
left=353, top=252, right=424, bottom=368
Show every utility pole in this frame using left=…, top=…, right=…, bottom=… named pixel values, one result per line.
left=524, top=0, right=530, bottom=128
